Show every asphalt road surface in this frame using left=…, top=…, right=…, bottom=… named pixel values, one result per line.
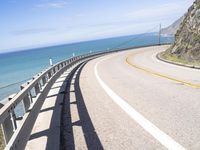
left=27, top=45, right=200, bottom=150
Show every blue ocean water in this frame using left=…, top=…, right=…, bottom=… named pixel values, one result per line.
left=0, top=33, right=174, bottom=101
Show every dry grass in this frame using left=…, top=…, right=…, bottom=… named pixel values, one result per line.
left=160, top=51, right=200, bottom=67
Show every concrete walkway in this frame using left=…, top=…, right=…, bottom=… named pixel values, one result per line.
left=25, top=67, right=75, bottom=150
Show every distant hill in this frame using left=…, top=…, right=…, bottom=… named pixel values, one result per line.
left=161, top=16, right=184, bottom=35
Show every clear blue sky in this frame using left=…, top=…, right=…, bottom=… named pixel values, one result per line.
left=0, top=0, right=194, bottom=52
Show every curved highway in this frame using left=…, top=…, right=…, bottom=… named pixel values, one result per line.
left=72, top=45, right=200, bottom=150
left=27, top=45, right=200, bottom=150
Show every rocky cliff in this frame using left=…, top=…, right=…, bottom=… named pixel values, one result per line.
left=169, top=0, right=200, bottom=61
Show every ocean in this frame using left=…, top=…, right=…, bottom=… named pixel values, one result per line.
left=0, top=33, right=174, bottom=102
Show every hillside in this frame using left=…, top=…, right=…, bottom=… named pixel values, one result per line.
left=162, top=0, right=200, bottom=64
left=161, top=16, right=184, bottom=35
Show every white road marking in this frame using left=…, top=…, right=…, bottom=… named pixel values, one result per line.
left=94, top=56, right=186, bottom=150
left=152, top=52, right=199, bottom=72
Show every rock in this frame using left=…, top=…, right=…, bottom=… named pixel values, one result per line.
left=170, top=0, right=200, bottom=61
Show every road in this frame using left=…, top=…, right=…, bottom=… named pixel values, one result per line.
left=27, top=45, right=200, bottom=150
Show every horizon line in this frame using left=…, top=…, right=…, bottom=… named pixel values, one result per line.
left=0, top=32, right=159, bottom=55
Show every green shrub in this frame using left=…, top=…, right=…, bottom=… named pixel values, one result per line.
left=196, top=3, right=200, bottom=9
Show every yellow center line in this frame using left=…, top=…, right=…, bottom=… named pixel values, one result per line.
left=126, top=54, right=200, bottom=89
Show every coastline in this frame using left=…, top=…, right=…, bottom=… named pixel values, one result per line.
left=0, top=34, right=174, bottom=102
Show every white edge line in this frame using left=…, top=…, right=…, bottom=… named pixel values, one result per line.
left=94, top=56, right=186, bottom=150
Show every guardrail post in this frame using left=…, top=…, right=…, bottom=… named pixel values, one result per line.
left=42, top=76, right=47, bottom=85
left=23, top=94, right=31, bottom=112
left=38, top=80, right=43, bottom=91
left=48, top=71, right=52, bottom=79
left=51, top=69, right=54, bottom=76
left=53, top=67, right=56, bottom=74
left=2, top=110, right=17, bottom=143
left=10, top=111, right=17, bottom=129
left=28, top=92, right=33, bottom=103
left=34, top=83, right=40, bottom=96
left=20, top=85, right=32, bottom=114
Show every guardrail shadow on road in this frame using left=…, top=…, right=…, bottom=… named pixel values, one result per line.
left=60, top=65, right=78, bottom=150
left=27, top=66, right=71, bottom=150
left=61, top=62, right=103, bottom=150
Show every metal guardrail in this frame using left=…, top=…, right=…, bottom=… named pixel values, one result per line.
left=0, top=49, right=112, bottom=150
left=0, top=43, right=170, bottom=150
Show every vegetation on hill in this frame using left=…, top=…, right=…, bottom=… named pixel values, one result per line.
left=161, top=0, right=200, bottom=65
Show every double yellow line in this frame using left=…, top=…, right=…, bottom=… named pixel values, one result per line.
left=126, top=55, right=200, bottom=89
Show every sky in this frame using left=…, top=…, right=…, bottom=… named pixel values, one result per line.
left=0, top=0, right=194, bottom=53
